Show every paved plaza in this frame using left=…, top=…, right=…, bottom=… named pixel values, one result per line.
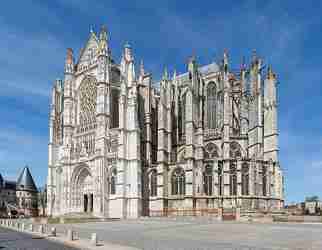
left=49, top=219, right=322, bottom=250
left=0, top=227, right=78, bottom=250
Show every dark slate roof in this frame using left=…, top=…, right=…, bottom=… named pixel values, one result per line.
left=16, top=166, right=37, bottom=192
left=4, top=180, right=16, bottom=190
left=0, top=173, right=3, bottom=187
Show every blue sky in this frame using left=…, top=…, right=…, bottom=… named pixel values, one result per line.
left=0, top=0, right=321, bottom=203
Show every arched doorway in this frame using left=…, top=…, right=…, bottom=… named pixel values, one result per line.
left=71, top=165, right=94, bottom=213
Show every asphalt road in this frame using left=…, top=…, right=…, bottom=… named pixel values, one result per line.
left=51, top=218, right=322, bottom=250
left=0, top=227, right=79, bottom=250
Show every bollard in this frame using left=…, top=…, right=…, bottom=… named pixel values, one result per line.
left=91, top=233, right=98, bottom=246
left=29, top=224, right=34, bottom=232
left=51, top=227, right=56, bottom=237
left=39, top=225, right=44, bottom=234
left=21, top=223, right=25, bottom=231
left=67, top=229, right=74, bottom=241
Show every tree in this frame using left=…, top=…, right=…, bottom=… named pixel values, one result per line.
left=305, top=196, right=319, bottom=202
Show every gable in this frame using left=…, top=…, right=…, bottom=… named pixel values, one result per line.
left=77, top=32, right=99, bottom=67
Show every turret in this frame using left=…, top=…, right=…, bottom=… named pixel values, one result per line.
left=222, top=49, right=231, bottom=196
left=240, top=57, right=249, bottom=135
left=248, top=50, right=263, bottom=159
left=120, top=42, right=135, bottom=87
left=240, top=57, right=247, bottom=93
left=95, top=25, right=111, bottom=162
left=64, top=48, right=74, bottom=75
left=63, top=48, right=75, bottom=147
left=188, top=56, right=199, bottom=96
left=263, top=65, right=278, bottom=161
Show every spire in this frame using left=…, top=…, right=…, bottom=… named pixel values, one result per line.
left=98, top=25, right=108, bottom=56
left=223, top=49, right=229, bottom=73
left=188, top=55, right=197, bottom=73
left=16, top=166, right=37, bottom=192
left=172, top=69, right=177, bottom=81
left=139, top=59, right=145, bottom=76
left=65, top=48, right=74, bottom=74
left=162, top=67, right=168, bottom=80
left=65, top=48, right=74, bottom=65
left=123, top=41, right=133, bottom=62
left=240, top=56, right=246, bottom=72
left=251, top=49, right=258, bottom=66
left=267, top=65, right=276, bottom=80
left=99, top=25, right=108, bottom=40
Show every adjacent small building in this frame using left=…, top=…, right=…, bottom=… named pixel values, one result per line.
left=0, top=166, right=38, bottom=217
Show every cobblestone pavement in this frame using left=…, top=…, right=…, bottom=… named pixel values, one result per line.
left=48, top=218, right=322, bottom=250
left=0, top=227, right=79, bottom=250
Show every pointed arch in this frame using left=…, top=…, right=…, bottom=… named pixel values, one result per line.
left=109, top=167, right=117, bottom=195
left=149, top=169, right=157, bottom=197
left=70, top=164, right=93, bottom=211
left=204, top=142, right=219, bottom=159
left=78, top=76, right=97, bottom=131
left=180, top=92, right=186, bottom=137
left=171, top=167, right=185, bottom=195
left=229, top=141, right=243, bottom=159
left=203, top=165, right=213, bottom=195
left=206, top=81, right=217, bottom=129
left=229, top=161, right=237, bottom=196
left=111, top=87, right=119, bottom=128
left=241, top=162, right=249, bottom=195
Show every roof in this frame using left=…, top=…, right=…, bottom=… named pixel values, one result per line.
left=16, top=166, right=37, bottom=192
left=153, top=62, right=220, bottom=87
left=3, top=180, right=16, bottom=190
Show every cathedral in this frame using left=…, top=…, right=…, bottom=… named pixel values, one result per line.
left=47, top=26, right=284, bottom=218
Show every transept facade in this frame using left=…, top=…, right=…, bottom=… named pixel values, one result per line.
left=47, top=27, right=284, bottom=218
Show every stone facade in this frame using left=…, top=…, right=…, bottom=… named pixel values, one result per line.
left=0, top=166, right=38, bottom=217
left=47, top=26, right=284, bottom=218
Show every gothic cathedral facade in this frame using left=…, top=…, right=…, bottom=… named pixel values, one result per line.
left=47, top=26, right=284, bottom=218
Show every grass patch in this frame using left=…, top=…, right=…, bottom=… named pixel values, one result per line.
left=47, top=217, right=60, bottom=224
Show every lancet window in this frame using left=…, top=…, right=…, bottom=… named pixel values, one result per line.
left=230, top=161, right=237, bottom=196
left=150, top=169, right=157, bottom=197
left=203, top=165, right=213, bottom=196
left=241, top=163, right=249, bottom=195
left=206, top=82, right=217, bottom=129
left=109, top=168, right=117, bottom=195
left=172, top=168, right=185, bottom=195
left=111, top=88, right=119, bottom=128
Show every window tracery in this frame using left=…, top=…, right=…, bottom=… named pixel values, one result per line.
left=111, top=88, right=119, bottom=128
left=203, top=165, right=213, bottom=196
left=204, top=143, right=219, bottom=159
left=241, top=163, right=249, bottom=195
left=262, top=165, right=267, bottom=196
left=206, top=82, right=217, bottom=129
left=229, top=142, right=242, bottom=159
left=109, top=168, right=117, bottom=195
left=218, top=161, right=223, bottom=196
left=78, top=77, right=97, bottom=132
left=171, top=168, right=185, bottom=195
left=150, top=169, right=157, bottom=197
left=230, top=162, right=237, bottom=196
